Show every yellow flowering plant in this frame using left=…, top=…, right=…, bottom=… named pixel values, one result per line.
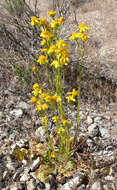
left=29, top=11, right=90, bottom=182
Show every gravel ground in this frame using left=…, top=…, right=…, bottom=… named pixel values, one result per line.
left=0, top=58, right=117, bottom=190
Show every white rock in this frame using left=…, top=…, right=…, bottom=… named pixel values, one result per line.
left=17, top=101, right=29, bottom=110
left=104, top=175, right=114, bottom=181
left=94, top=116, right=102, bottom=122
left=10, top=109, right=23, bottom=118
left=20, top=172, right=30, bottom=182
left=30, top=157, right=40, bottom=171
left=88, top=124, right=99, bottom=137
left=91, top=181, right=101, bottom=190
left=9, top=182, right=23, bottom=190
left=60, top=175, right=82, bottom=190
left=6, top=162, right=19, bottom=171
left=87, top=116, right=93, bottom=125
left=99, top=127, right=110, bottom=138
left=35, top=127, right=46, bottom=141
left=26, top=179, right=36, bottom=190
left=45, top=183, right=51, bottom=190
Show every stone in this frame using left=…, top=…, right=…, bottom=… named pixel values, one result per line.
left=6, top=162, right=19, bottom=171
left=30, top=157, right=40, bottom=172
left=35, top=127, right=46, bottom=142
left=9, top=182, right=23, bottom=190
left=88, top=124, right=100, bottom=137
left=17, top=101, right=29, bottom=110
left=26, top=179, right=36, bottom=190
left=91, top=181, right=101, bottom=190
left=20, top=171, right=30, bottom=182
left=10, top=109, right=23, bottom=118
left=60, top=175, right=83, bottom=190
left=99, top=127, right=110, bottom=138
left=87, top=116, right=93, bottom=125
left=3, top=170, right=9, bottom=179
left=94, top=116, right=103, bottom=125
left=9, top=132, right=17, bottom=140
left=104, top=175, right=114, bottom=181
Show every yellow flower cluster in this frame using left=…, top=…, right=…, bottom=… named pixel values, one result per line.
left=41, top=93, right=61, bottom=104
left=48, top=10, right=56, bottom=18
left=66, top=89, right=78, bottom=103
left=37, top=55, right=48, bottom=65
left=51, top=17, right=64, bottom=29
left=52, top=117, right=68, bottom=127
left=69, top=23, right=90, bottom=42
left=32, top=83, right=42, bottom=96
left=30, top=82, right=62, bottom=112
left=48, top=40, right=70, bottom=68
left=42, top=116, right=48, bottom=125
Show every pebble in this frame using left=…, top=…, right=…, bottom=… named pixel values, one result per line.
left=30, top=157, right=40, bottom=171
left=90, top=181, right=101, bottom=190
left=6, top=162, right=19, bottom=171
left=10, top=109, right=23, bottom=118
left=88, top=124, right=100, bottom=137
left=87, top=115, right=93, bottom=125
left=26, top=179, right=36, bottom=190
left=9, top=182, right=23, bottom=190
left=60, top=175, right=83, bottom=190
left=104, top=175, right=114, bottom=181
left=20, top=171, right=30, bottom=182
left=17, top=101, right=29, bottom=110
left=35, top=127, right=46, bottom=142
left=99, top=127, right=110, bottom=138
left=94, top=116, right=102, bottom=123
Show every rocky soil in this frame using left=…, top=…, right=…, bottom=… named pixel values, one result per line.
left=0, top=55, right=117, bottom=190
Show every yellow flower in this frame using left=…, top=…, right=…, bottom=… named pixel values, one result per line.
left=30, top=97, right=37, bottom=103
left=67, top=89, right=78, bottom=97
left=42, top=116, right=47, bottom=125
left=69, top=32, right=82, bottom=41
left=56, top=40, right=68, bottom=48
left=52, top=116, right=59, bottom=123
left=40, top=93, right=50, bottom=102
left=40, top=48, right=48, bottom=53
left=32, top=83, right=39, bottom=90
left=51, top=60, right=61, bottom=68
left=32, top=66, right=36, bottom=72
left=58, top=17, right=64, bottom=25
left=62, top=119, right=68, bottom=126
left=80, top=33, right=90, bottom=42
left=41, top=39, right=47, bottom=46
left=39, top=18, right=46, bottom=25
left=50, top=151, right=56, bottom=159
left=32, top=83, right=42, bottom=96
left=48, top=10, right=56, bottom=18
left=78, top=23, right=90, bottom=33
left=49, top=95, right=61, bottom=104
left=36, top=103, right=48, bottom=111
left=48, top=45, right=57, bottom=55
left=31, top=16, right=39, bottom=26
left=57, top=127, right=65, bottom=135
left=40, top=31, right=53, bottom=41
left=32, top=88, right=42, bottom=96
left=37, top=55, right=48, bottom=65
left=66, top=95, right=76, bottom=103
left=51, top=17, right=63, bottom=29
left=51, top=19, right=59, bottom=29
left=42, top=104, right=48, bottom=110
